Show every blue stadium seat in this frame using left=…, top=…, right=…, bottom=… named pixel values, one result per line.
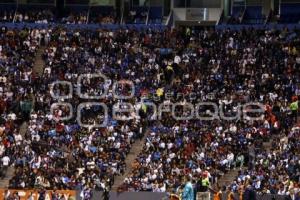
left=149, top=6, right=162, bottom=24
left=232, top=6, right=244, bottom=18
left=89, top=6, right=115, bottom=23
left=243, top=6, right=265, bottom=24
left=280, top=3, right=300, bottom=23
left=127, top=6, right=148, bottom=24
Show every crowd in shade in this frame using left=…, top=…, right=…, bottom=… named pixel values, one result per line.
left=89, top=8, right=118, bottom=24
left=61, top=11, right=87, bottom=24
left=0, top=24, right=299, bottom=200
left=0, top=11, right=15, bottom=22
left=126, top=8, right=148, bottom=24
left=14, top=9, right=55, bottom=24
left=0, top=7, right=119, bottom=24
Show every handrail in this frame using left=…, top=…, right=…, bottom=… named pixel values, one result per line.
left=240, top=7, right=246, bottom=23
left=12, top=0, right=18, bottom=23
left=120, top=7, right=124, bottom=24
left=165, top=10, right=172, bottom=26
left=86, top=3, right=90, bottom=24
left=265, top=10, right=271, bottom=25
left=146, top=6, right=150, bottom=25
left=217, top=9, right=224, bottom=25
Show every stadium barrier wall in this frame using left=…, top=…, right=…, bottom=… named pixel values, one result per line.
left=78, top=191, right=168, bottom=200
left=0, top=189, right=291, bottom=200
left=86, top=191, right=290, bottom=200
left=0, top=22, right=168, bottom=31
left=0, top=189, right=76, bottom=200
left=2, top=22, right=300, bottom=31
left=219, top=192, right=289, bottom=200
left=216, top=23, right=300, bottom=30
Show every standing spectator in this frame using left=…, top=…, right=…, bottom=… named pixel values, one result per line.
left=290, top=98, right=298, bottom=123
left=182, top=175, right=194, bottom=200
left=243, top=181, right=257, bottom=200
left=1, top=155, right=10, bottom=178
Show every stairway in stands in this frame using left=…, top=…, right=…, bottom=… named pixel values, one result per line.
left=111, top=132, right=148, bottom=191
left=33, top=46, right=46, bottom=77
left=0, top=122, right=28, bottom=188
left=216, top=168, right=242, bottom=188
left=0, top=46, right=45, bottom=188
left=216, top=118, right=300, bottom=189
left=216, top=138, right=275, bottom=188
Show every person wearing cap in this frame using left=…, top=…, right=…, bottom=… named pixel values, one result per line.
left=201, top=171, right=210, bottom=192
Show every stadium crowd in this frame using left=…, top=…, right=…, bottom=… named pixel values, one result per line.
left=116, top=27, right=300, bottom=197
left=229, top=124, right=300, bottom=198
left=0, top=27, right=38, bottom=178
left=0, top=24, right=299, bottom=200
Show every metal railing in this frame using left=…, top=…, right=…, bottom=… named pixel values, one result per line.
left=146, top=6, right=150, bottom=25
left=120, top=7, right=124, bottom=24
left=165, top=10, right=173, bottom=26
left=12, top=2, right=18, bottom=23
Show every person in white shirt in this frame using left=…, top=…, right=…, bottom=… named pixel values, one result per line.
left=2, top=156, right=10, bottom=166
left=1, top=155, right=10, bottom=178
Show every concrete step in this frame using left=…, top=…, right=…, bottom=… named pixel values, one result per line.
left=33, top=47, right=46, bottom=77
left=214, top=117, right=300, bottom=189
left=215, top=168, right=243, bottom=188
left=111, top=131, right=148, bottom=191
left=0, top=167, right=15, bottom=188
left=0, top=98, right=29, bottom=188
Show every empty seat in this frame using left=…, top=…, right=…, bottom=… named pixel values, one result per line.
left=149, top=6, right=162, bottom=24
left=280, top=3, right=300, bottom=23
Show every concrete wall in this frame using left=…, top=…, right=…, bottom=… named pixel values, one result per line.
left=173, top=8, right=187, bottom=20
left=149, top=0, right=164, bottom=6
left=262, top=0, right=272, bottom=16
left=84, top=191, right=168, bottom=200
left=208, top=8, right=222, bottom=21
left=173, top=7, right=221, bottom=21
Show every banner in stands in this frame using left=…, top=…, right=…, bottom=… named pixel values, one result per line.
left=0, top=189, right=76, bottom=200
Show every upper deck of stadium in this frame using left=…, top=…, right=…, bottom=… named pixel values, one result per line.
left=1, top=0, right=300, bottom=30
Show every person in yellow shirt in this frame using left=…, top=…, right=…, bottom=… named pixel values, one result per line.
left=156, top=88, right=164, bottom=97
left=290, top=99, right=298, bottom=123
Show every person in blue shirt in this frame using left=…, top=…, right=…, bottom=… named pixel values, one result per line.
left=182, top=175, right=194, bottom=200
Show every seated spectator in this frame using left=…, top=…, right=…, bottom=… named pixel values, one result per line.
left=0, top=11, right=14, bottom=22
left=61, top=12, right=87, bottom=24
left=15, top=9, right=54, bottom=23
left=0, top=25, right=298, bottom=200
